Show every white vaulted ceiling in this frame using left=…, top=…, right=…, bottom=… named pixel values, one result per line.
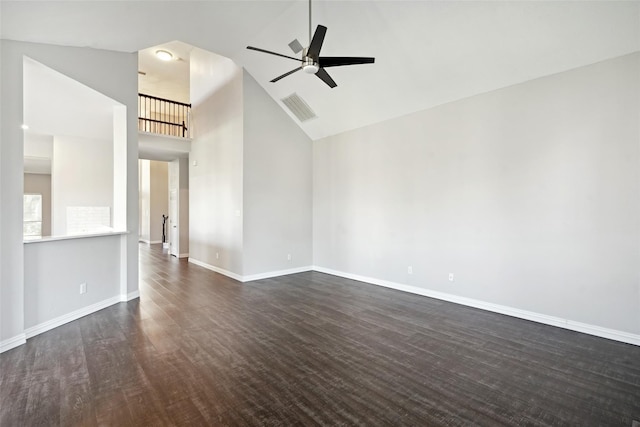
left=2, top=1, right=639, bottom=140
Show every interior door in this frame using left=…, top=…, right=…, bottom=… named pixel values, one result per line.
left=169, top=189, right=178, bottom=256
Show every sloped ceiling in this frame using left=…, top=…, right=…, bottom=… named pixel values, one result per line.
left=23, top=57, right=121, bottom=141
left=2, top=1, right=639, bottom=140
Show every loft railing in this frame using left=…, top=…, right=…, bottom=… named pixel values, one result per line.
left=138, top=93, right=191, bottom=138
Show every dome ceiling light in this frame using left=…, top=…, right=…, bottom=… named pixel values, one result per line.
left=155, top=50, right=173, bottom=61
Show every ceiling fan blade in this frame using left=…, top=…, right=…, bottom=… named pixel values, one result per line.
left=319, top=57, right=375, bottom=68
left=315, top=68, right=337, bottom=88
left=247, top=46, right=300, bottom=62
left=308, top=25, right=327, bottom=58
left=270, top=67, right=303, bottom=83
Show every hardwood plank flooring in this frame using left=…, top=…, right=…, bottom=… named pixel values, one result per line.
left=2, top=242, right=640, bottom=426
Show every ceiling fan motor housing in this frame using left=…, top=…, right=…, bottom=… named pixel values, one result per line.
left=303, top=56, right=319, bottom=74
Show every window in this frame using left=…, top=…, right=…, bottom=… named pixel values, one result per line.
left=24, top=194, right=42, bottom=240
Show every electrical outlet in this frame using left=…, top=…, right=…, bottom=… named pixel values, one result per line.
left=287, top=254, right=292, bottom=261
left=79, top=283, right=87, bottom=294
left=216, top=252, right=219, bottom=259
left=448, top=273, right=454, bottom=282
left=408, top=266, right=413, bottom=274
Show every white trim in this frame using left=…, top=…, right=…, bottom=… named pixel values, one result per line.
left=564, top=320, right=640, bottom=346
left=2, top=293, right=140, bottom=353
left=24, top=295, right=122, bottom=339
left=139, top=130, right=192, bottom=142
left=119, top=234, right=128, bottom=303
left=178, top=253, right=189, bottom=259
left=24, top=230, right=128, bottom=244
left=189, top=258, right=244, bottom=282
left=138, top=239, right=162, bottom=245
left=121, top=290, right=140, bottom=302
left=312, top=266, right=640, bottom=347
left=188, top=258, right=313, bottom=283
left=243, top=266, right=313, bottom=282
left=0, top=334, right=27, bottom=353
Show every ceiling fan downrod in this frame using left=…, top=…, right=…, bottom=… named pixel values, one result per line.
left=308, top=0, right=312, bottom=46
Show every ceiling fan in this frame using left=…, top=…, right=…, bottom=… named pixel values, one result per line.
left=246, top=0, right=375, bottom=88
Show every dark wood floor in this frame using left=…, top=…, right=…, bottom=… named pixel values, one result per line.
left=2, top=243, right=640, bottom=426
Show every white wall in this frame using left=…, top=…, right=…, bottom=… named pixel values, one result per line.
left=189, top=48, right=244, bottom=275
left=0, top=176, right=2, bottom=351
left=0, top=40, right=138, bottom=352
left=24, top=235, right=122, bottom=329
left=52, top=135, right=113, bottom=235
left=0, top=40, right=25, bottom=349
left=242, top=72, right=312, bottom=276
left=24, top=173, right=52, bottom=237
left=314, top=53, right=640, bottom=336
left=169, top=157, right=189, bottom=256
left=139, top=159, right=151, bottom=241
left=189, top=56, right=312, bottom=278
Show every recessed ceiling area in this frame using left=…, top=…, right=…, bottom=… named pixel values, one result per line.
left=138, top=40, right=192, bottom=104
left=4, top=1, right=639, bottom=140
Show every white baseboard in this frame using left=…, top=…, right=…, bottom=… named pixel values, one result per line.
left=189, top=258, right=244, bottom=282
left=2, top=292, right=141, bottom=353
left=188, top=258, right=312, bottom=283
left=0, top=334, right=27, bottom=353
left=312, top=266, right=640, bottom=347
left=24, top=295, right=122, bottom=339
left=243, top=266, right=313, bottom=282
left=139, top=239, right=161, bottom=244
left=8, top=263, right=635, bottom=351
left=121, top=290, right=140, bottom=301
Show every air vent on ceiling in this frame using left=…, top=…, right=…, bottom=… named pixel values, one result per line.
left=281, top=93, right=317, bottom=122
left=288, top=39, right=303, bottom=54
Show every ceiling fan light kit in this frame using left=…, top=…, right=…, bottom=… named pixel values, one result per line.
left=246, top=0, right=374, bottom=88
left=302, top=55, right=319, bottom=74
